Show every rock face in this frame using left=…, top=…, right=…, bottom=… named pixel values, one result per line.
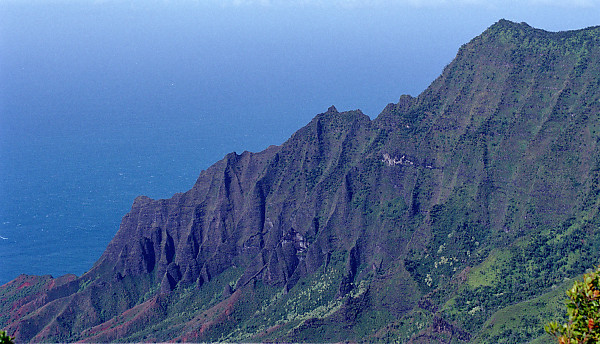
left=3, top=20, right=600, bottom=343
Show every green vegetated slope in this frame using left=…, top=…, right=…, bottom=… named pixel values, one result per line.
left=2, top=19, right=600, bottom=343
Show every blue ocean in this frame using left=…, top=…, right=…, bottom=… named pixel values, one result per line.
left=0, top=1, right=484, bottom=285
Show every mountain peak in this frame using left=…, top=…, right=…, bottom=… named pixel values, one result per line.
left=327, top=105, right=338, bottom=113
left=493, top=18, right=531, bottom=29
left=474, top=18, right=540, bottom=44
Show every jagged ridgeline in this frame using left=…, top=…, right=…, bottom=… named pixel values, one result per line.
left=2, top=19, right=600, bottom=343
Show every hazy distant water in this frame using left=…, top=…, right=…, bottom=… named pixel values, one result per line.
left=0, top=1, right=501, bottom=284
left=0, top=112, right=222, bottom=284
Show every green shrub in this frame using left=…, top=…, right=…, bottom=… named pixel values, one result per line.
left=546, top=266, right=600, bottom=343
left=0, top=330, right=14, bottom=344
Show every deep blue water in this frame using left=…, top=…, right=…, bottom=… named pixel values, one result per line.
left=2, top=1, right=598, bottom=285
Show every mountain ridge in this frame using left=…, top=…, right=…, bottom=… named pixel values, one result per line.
left=2, top=19, right=600, bottom=343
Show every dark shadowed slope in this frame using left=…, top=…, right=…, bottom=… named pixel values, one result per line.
left=2, top=20, right=600, bottom=343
